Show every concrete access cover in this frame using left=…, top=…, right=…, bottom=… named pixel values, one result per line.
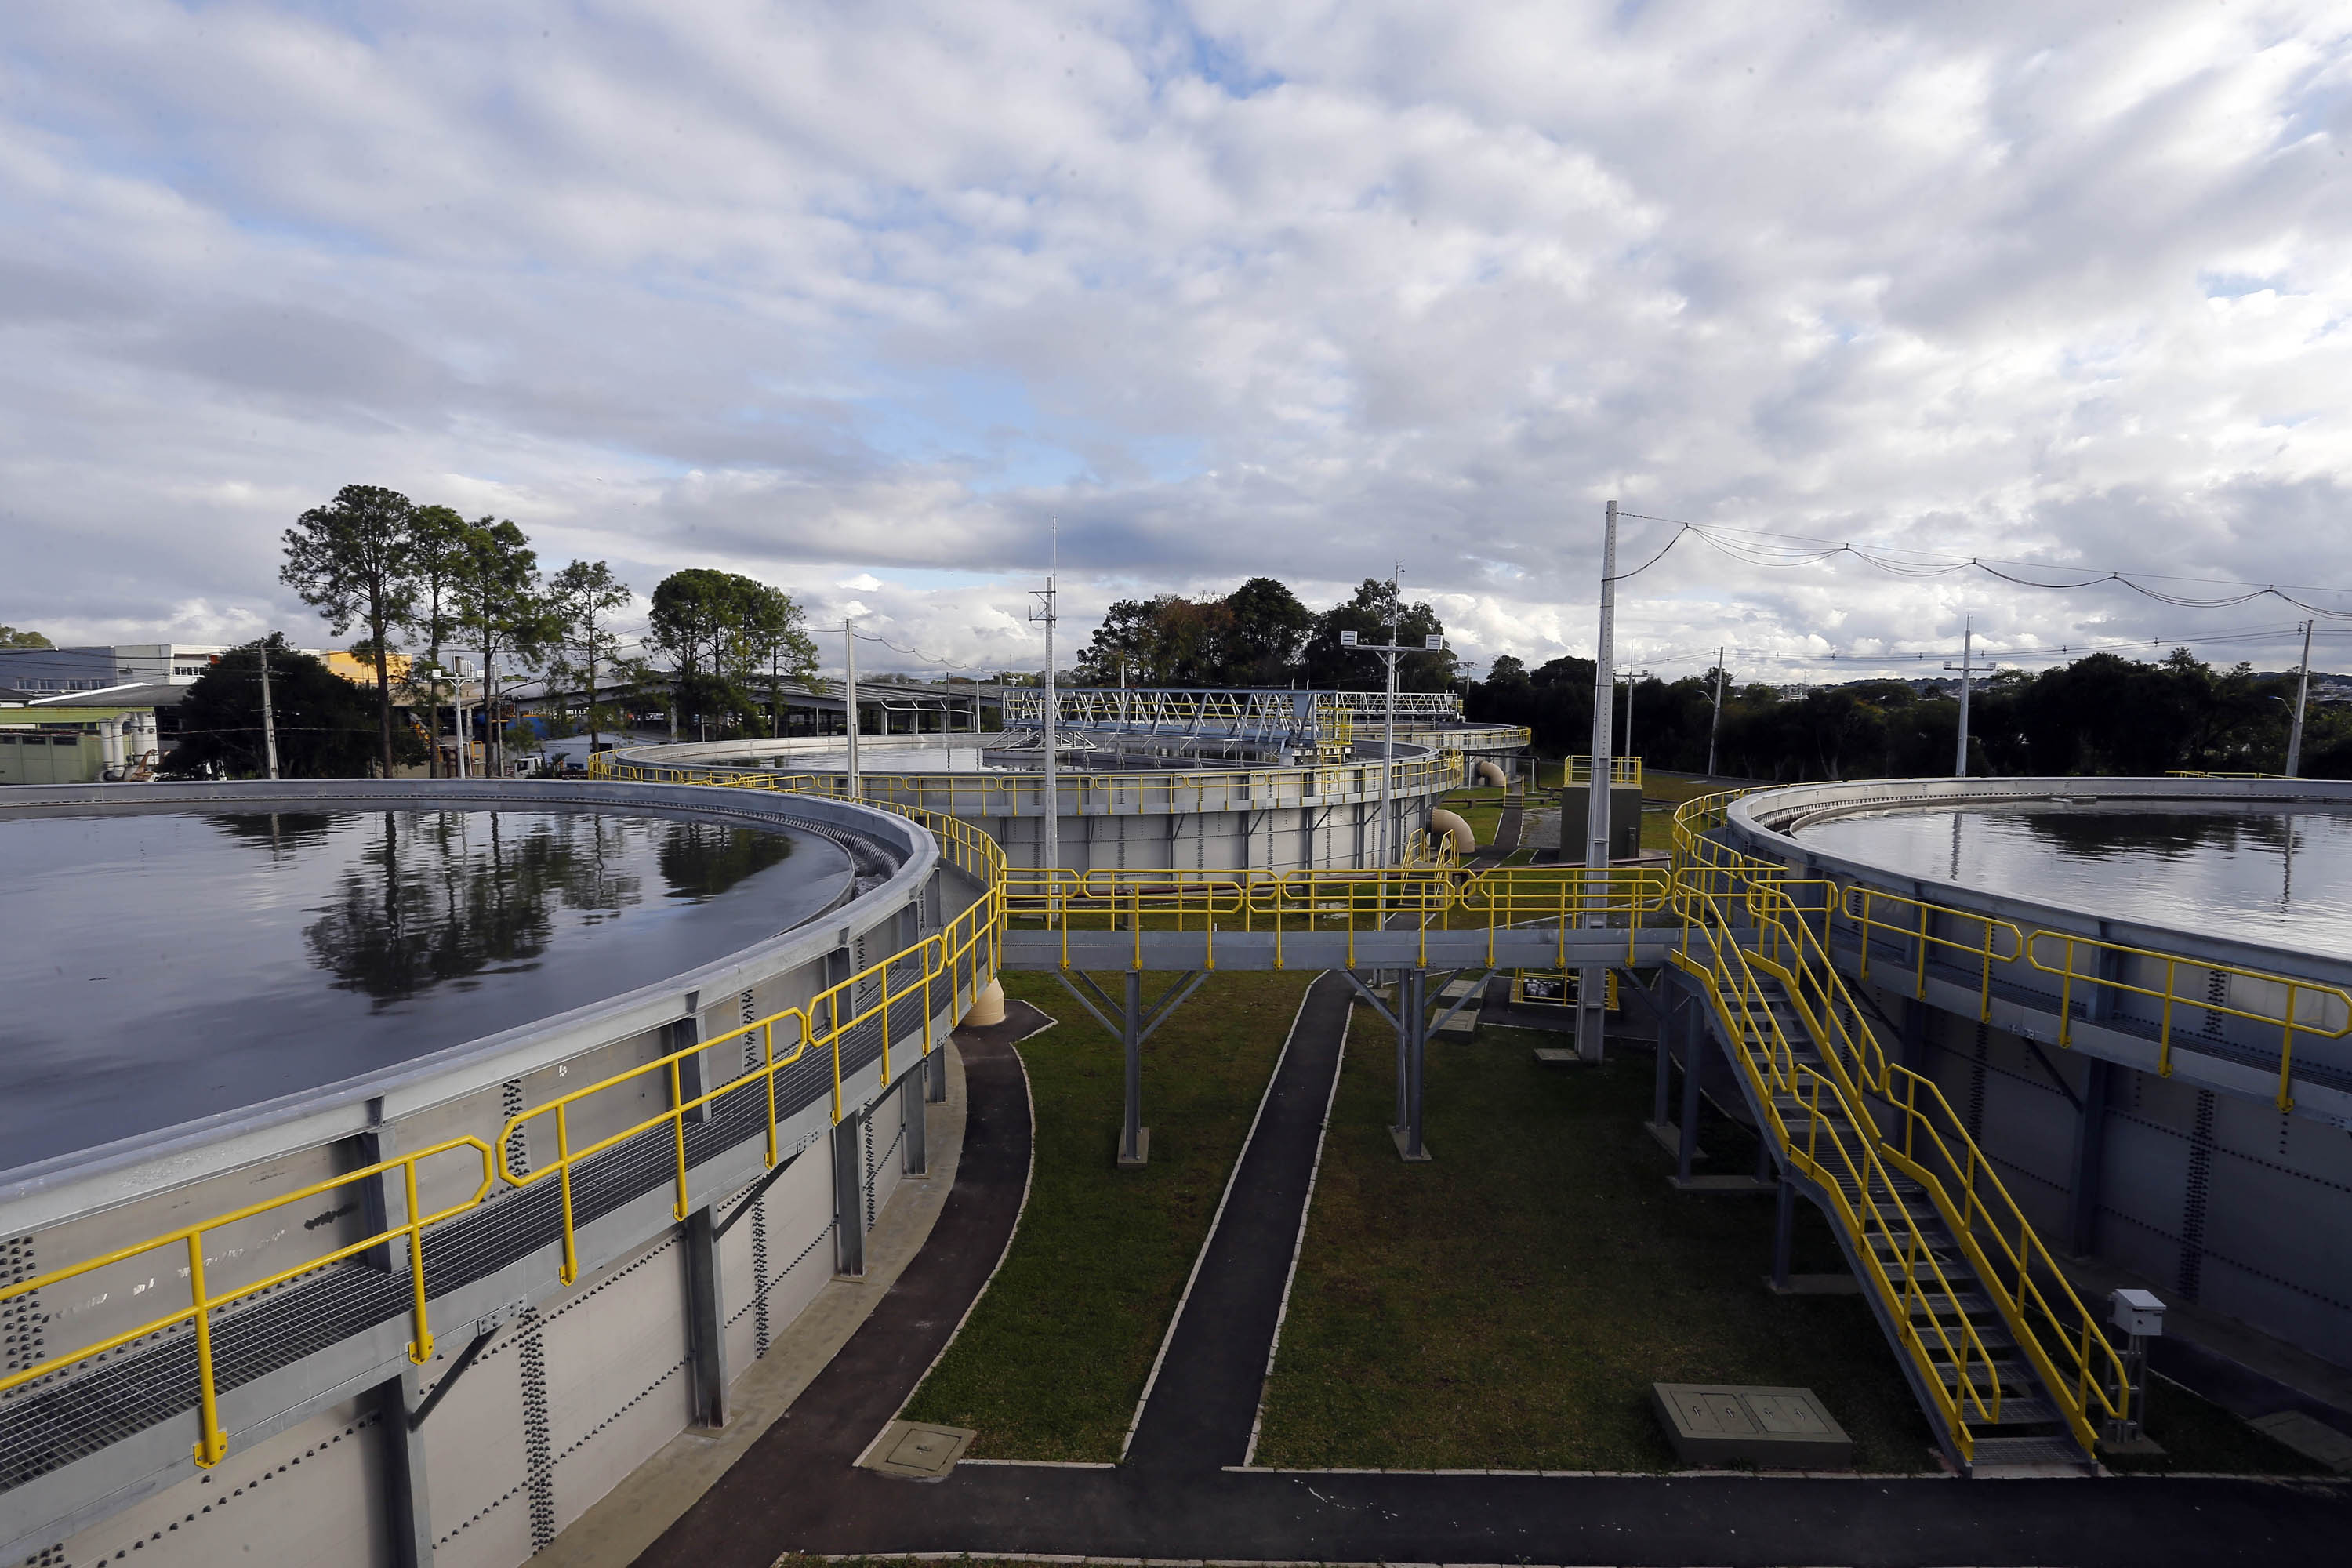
left=858, top=1420, right=977, bottom=1480
left=1653, top=1383, right=1853, bottom=1468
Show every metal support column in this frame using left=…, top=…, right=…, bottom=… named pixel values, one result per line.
left=1677, top=997, right=1705, bottom=1185
left=1770, top=1177, right=1796, bottom=1292
left=2067, top=1057, right=2114, bottom=1258
left=1900, top=996, right=1930, bottom=1077
left=376, top=1365, right=434, bottom=1568
left=927, top=1037, right=949, bottom=1103
left=1120, top=970, right=1146, bottom=1167
left=833, top=1106, right=866, bottom=1278
left=902, top=1057, right=929, bottom=1177
left=354, top=1110, right=405, bottom=1274
left=681, top=1205, right=727, bottom=1427
left=1394, top=968, right=1429, bottom=1162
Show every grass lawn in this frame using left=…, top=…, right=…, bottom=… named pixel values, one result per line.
left=1251, top=1020, right=2317, bottom=1475
left=1254, top=1021, right=1936, bottom=1472
left=900, top=967, right=1313, bottom=1459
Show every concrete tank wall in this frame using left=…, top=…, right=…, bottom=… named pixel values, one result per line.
left=0, top=780, right=967, bottom=1568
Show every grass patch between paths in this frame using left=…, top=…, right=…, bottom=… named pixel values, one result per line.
left=1254, top=1020, right=2317, bottom=1474
left=1254, top=1022, right=1936, bottom=1472
left=901, top=968, right=1313, bottom=1460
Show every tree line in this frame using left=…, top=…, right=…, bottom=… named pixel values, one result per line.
left=190, top=483, right=822, bottom=779
left=1466, top=648, right=2352, bottom=782
left=1075, top=576, right=1458, bottom=691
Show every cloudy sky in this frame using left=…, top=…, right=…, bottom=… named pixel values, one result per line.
left=5, top=0, right=2350, bottom=684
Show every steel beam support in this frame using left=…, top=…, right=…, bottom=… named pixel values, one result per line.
left=1400, top=968, right=1428, bottom=1160
left=1678, top=993, right=1706, bottom=1185
left=354, top=1109, right=404, bottom=1275
left=1056, top=968, right=1209, bottom=1168
left=376, top=1365, right=434, bottom=1568
left=2067, top=1056, right=2114, bottom=1258
left=1900, top=995, right=1929, bottom=1076
left=926, top=1040, right=949, bottom=1103
left=1771, top=1177, right=1796, bottom=1292
left=833, top=1106, right=866, bottom=1278
left=1121, top=971, right=1145, bottom=1166
left=902, top=1055, right=929, bottom=1177
left=682, top=1205, right=728, bottom=1428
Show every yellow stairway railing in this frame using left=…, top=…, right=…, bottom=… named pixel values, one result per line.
left=1669, top=792, right=2131, bottom=1462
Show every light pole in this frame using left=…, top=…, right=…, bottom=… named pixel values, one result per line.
left=1340, top=584, right=1441, bottom=869
left=843, top=618, right=860, bottom=802
left=1029, top=521, right=1061, bottom=871
left=1705, top=646, right=1726, bottom=779
left=258, top=639, right=281, bottom=781
left=1580, top=499, right=1618, bottom=1065
left=1951, top=615, right=1973, bottom=778
left=2287, top=619, right=2314, bottom=779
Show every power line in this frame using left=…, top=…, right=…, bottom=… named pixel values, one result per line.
left=1612, top=514, right=2352, bottom=616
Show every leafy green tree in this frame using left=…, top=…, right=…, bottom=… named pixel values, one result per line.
left=546, top=560, right=637, bottom=751
left=1303, top=578, right=1454, bottom=691
left=0, top=626, right=52, bottom=649
left=405, top=505, right=469, bottom=776
left=281, top=485, right=418, bottom=776
left=1218, top=576, right=1315, bottom=684
left=646, top=568, right=815, bottom=737
left=164, top=635, right=421, bottom=779
left=457, top=518, right=554, bottom=775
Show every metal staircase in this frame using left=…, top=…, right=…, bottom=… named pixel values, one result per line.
left=1671, top=843, right=2129, bottom=1475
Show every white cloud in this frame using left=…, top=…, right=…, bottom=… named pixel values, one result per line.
left=2, top=1, right=2350, bottom=684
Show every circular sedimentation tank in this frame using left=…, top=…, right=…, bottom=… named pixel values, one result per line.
left=1785, top=796, right=2352, bottom=962
left=0, top=800, right=855, bottom=1169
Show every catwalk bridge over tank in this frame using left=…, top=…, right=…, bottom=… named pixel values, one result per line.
left=7, top=768, right=2352, bottom=1564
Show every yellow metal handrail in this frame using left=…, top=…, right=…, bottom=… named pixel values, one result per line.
left=1667, top=793, right=2132, bottom=1457
left=492, top=793, right=1007, bottom=1284
left=2165, top=770, right=2279, bottom=779
left=2026, top=932, right=2352, bottom=1112
left=1562, top=754, right=1644, bottom=787
left=1674, top=887, right=2009, bottom=1452
left=0, top=1138, right=495, bottom=1468
left=1000, top=862, right=1672, bottom=973
left=1843, top=886, right=2026, bottom=1022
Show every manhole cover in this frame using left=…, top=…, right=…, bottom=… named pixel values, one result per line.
left=857, top=1419, right=977, bottom=1479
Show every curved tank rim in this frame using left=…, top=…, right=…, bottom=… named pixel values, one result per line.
left=0, top=777, right=938, bottom=1204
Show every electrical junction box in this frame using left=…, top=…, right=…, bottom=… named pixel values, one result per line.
left=1653, top=1383, right=1853, bottom=1468
left=2111, top=1287, right=2166, bottom=1338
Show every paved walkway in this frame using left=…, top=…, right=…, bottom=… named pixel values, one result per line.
left=637, top=982, right=2352, bottom=1568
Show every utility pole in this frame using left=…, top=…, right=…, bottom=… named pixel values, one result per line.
left=2287, top=619, right=2314, bottom=779
left=1340, top=573, right=1438, bottom=870
left=1580, top=499, right=1619, bottom=1065
left=1706, top=645, right=1726, bottom=779
left=1953, top=615, right=1973, bottom=779
left=844, top=618, right=861, bottom=802
left=258, top=639, right=281, bottom=781
left=1029, top=520, right=1061, bottom=870
left=1623, top=668, right=1635, bottom=765
left=452, top=655, right=469, bottom=777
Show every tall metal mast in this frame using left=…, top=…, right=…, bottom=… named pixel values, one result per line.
left=1030, top=520, right=1061, bottom=871
left=1953, top=615, right=1973, bottom=778
left=2287, top=619, right=2314, bottom=779
left=258, top=639, right=281, bottom=781
left=1579, top=499, right=1619, bottom=1065
left=844, top=617, right=860, bottom=801
left=1706, top=645, right=1726, bottom=779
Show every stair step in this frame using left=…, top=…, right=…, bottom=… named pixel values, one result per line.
left=1965, top=1434, right=2092, bottom=1475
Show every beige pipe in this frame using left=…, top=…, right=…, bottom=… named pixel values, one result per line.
left=964, top=978, right=1007, bottom=1027
left=1474, top=759, right=1508, bottom=788
left=1427, top=808, right=1478, bottom=856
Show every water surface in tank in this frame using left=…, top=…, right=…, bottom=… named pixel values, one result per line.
left=0, top=807, right=852, bottom=1169
left=1791, top=803, right=2352, bottom=960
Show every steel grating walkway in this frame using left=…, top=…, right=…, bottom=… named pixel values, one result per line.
left=0, top=952, right=956, bottom=1497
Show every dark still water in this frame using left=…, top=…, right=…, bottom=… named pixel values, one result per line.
left=0, top=808, right=852, bottom=1170
left=1793, top=805, right=2352, bottom=961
